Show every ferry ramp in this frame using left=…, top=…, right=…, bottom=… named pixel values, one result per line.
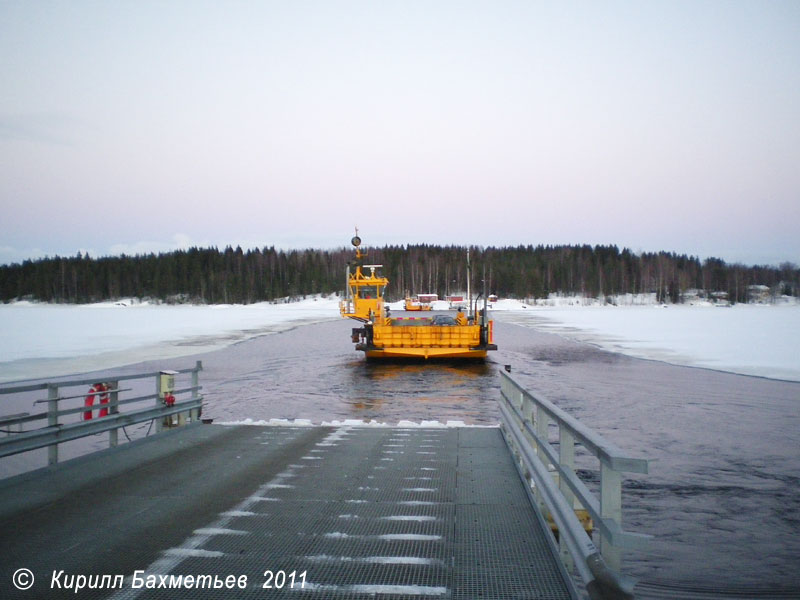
left=0, top=422, right=577, bottom=599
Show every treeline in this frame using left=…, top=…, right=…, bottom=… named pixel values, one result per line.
left=0, top=244, right=798, bottom=304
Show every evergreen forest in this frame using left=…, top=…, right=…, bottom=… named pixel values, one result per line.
left=0, top=244, right=797, bottom=305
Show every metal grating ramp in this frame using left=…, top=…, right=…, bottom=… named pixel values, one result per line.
left=128, top=426, right=575, bottom=599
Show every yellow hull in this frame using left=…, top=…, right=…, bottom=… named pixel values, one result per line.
left=356, top=321, right=496, bottom=360
left=364, top=347, right=489, bottom=360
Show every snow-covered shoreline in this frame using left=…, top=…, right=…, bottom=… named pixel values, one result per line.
left=1, top=295, right=799, bottom=383
left=0, top=296, right=341, bottom=383
left=493, top=301, right=800, bottom=382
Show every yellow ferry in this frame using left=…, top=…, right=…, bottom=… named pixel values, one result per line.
left=340, top=235, right=496, bottom=360
left=403, top=294, right=435, bottom=311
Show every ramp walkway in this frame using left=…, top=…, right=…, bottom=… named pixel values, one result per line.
left=0, top=423, right=575, bottom=599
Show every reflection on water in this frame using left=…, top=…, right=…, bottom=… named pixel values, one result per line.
left=359, top=361, right=492, bottom=380
left=340, top=358, right=499, bottom=424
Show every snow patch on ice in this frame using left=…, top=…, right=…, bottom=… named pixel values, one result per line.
left=304, top=555, right=443, bottom=566
left=300, top=582, right=447, bottom=596
left=192, top=528, right=248, bottom=536
left=378, top=534, right=442, bottom=541
left=344, top=584, right=447, bottom=596
left=364, top=556, right=443, bottom=565
left=320, top=533, right=443, bottom=541
left=220, top=418, right=316, bottom=427
left=164, top=548, right=224, bottom=558
left=218, top=419, right=497, bottom=429
left=222, top=418, right=491, bottom=428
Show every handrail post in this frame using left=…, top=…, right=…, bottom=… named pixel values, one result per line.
left=47, top=383, right=58, bottom=465
left=522, top=392, right=541, bottom=507
left=155, top=372, right=163, bottom=433
left=534, top=406, right=551, bottom=514
left=190, top=360, right=202, bottom=422
left=559, top=427, right=576, bottom=572
left=108, top=380, right=119, bottom=448
left=536, top=405, right=549, bottom=457
left=600, top=461, right=623, bottom=572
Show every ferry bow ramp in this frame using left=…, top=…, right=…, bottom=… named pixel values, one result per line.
left=0, top=423, right=577, bottom=599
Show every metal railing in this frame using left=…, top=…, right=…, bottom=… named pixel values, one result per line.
left=499, top=369, right=650, bottom=600
left=0, top=361, right=204, bottom=468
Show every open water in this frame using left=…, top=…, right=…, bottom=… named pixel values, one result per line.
left=3, top=315, right=800, bottom=598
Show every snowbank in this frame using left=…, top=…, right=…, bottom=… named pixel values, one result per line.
left=493, top=300, right=800, bottom=381
left=217, top=418, right=493, bottom=428
left=0, top=295, right=340, bottom=382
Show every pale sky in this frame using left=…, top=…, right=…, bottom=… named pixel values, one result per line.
left=1, top=1, right=798, bottom=266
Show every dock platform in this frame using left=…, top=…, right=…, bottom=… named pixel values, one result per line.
left=0, top=423, right=576, bottom=599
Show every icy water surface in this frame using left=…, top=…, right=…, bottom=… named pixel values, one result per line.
left=200, top=319, right=500, bottom=425
left=3, top=316, right=800, bottom=598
